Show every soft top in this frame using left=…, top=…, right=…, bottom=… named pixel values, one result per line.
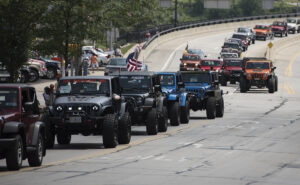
left=59, top=76, right=116, bottom=80
left=110, top=71, right=157, bottom=76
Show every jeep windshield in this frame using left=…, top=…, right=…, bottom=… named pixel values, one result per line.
left=273, top=22, right=284, bottom=26
left=287, top=19, right=296, bottom=23
left=182, top=54, right=200, bottom=61
left=225, top=61, right=242, bottom=67
left=232, top=34, right=247, bottom=40
left=58, top=79, right=110, bottom=95
left=255, top=25, right=267, bottom=30
left=0, top=88, right=18, bottom=109
left=107, top=58, right=127, bottom=66
left=221, top=53, right=238, bottom=59
left=201, top=60, right=221, bottom=66
left=119, top=76, right=151, bottom=92
left=182, top=73, right=210, bottom=84
left=237, top=28, right=249, bottom=33
left=159, top=74, right=175, bottom=86
left=246, top=62, right=269, bottom=69
left=223, top=43, right=239, bottom=49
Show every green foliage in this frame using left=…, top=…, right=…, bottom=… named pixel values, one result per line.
left=0, top=0, right=48, bottom=81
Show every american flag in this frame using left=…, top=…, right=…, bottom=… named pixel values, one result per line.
left=126, top=52, right=143, bottom=72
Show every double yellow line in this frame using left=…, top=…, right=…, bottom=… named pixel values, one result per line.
left=284, top=50, right=300, bottom=95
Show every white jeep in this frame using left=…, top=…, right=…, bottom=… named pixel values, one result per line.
left=287, top=18, right=300, bottom=34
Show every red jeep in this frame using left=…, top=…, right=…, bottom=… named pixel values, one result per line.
left=200, top=59, right=223, bottom=72
left=220, top=58, right=243, bottom=86
left=0, top=84, right=46, bottom=170
left=272, top=21, right=288, bottom=37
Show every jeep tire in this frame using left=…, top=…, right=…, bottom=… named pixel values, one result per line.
left=275, top=76, right=278, bottom=92
left=169, top=102, right=181, bottom=126
left=252, top=39, right=255, bottom=44
left=6, top=134, right=23, bottom=171
left=118, top=112, right=131, bottom=144
left=29, top=69, right=39, bottom=82
left=206, top=97, right=216, bottom=119
left=158, top=106, right=168, bottom=132
left=180, top=100, right=190, bottom=124
left=268, top=77, right=275, bottom=93
left=41, top=115, right=55, bottom=148
left=216, top=97, right=224, bottom=118
left=28, top=134, right=44, bottom=167
left=146, top=108, right=158, bottom=135
left=240, top=77, right=248, bottom=93
left=221, top=76, right=227, bottom=86
left=57, top=130, right=71, bottom=145
left=103, top=114, right=118, bottom=148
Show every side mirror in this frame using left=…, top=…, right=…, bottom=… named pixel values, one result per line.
left=272, top=66, right=276, bottom=70
left=177, top=81, right=185, bottom=88
left=154, top=84, right=161, bottom=92
left=24, top=102, right=33, bottom=112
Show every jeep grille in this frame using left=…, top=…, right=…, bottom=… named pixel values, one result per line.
left=186, top=63, right=196, bottom=68
left=252, top=73, right=264, bottom=79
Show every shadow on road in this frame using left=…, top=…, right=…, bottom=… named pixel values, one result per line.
left=50, top=143, right=103, bottom=150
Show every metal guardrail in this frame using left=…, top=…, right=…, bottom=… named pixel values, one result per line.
left=142, top=13, right=300, bottom=50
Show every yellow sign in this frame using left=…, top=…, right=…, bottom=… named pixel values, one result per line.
left=268, top=42, right=273, bottom=48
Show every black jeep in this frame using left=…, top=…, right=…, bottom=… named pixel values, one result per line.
left=111, top=71, right=168, bottom=135
left=46, top=76, right=132, bottom=148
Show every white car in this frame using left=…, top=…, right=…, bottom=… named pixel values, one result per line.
left=287, top=18, right=300, bottom=34
left=82, top=46, right=109, bottom=66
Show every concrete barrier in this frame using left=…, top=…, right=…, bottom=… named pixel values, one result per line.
left=139, top=17, right=299, bottom=62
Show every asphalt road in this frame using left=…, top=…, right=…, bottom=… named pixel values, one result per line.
left=1, top=25, right=300, bottom=185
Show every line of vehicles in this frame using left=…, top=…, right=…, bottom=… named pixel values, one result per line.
left=1, top=18, right=297, bottom=171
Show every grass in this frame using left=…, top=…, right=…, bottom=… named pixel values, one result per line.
left=121, top=43, right=136, bottom=55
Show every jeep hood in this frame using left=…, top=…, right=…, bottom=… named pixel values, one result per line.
left=245, top=69, right=270, bottom=73
left=200, top=66, right=222, bottom=71
left=0, top=110, right=19, bottom=122
left=288, top=23, right=296, bottom=27
left=55, top=95, right=111, bottom=106
left=182, top=60, right=200, bottom=64
left=225, top=66, right=242, bottom=71
left=272, top=26, right=284, bottom=29
left=184, top=83, right=210, bottom=89
left=254, top=29, right=267, bottom=33
left=161, top=87, right=175, bottom=94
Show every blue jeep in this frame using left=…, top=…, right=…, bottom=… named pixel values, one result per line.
left=180, top=71, right=224, bottom=119
left=158, top=72, right=190, bottom=126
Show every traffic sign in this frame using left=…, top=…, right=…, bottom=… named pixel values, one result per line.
left=268, top=42, right=273, bottom=48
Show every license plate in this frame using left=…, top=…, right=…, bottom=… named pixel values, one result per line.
left=187, top=68, right=194, bottom=71
left=69, top=117, right=82, bottom=123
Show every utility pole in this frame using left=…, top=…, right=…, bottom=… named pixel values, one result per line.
left=110, top=0, right=113, bottom=50
left=174, top=0, right=178, bottom=27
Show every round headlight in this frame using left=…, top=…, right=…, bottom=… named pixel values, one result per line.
left=92, top=105, right=99, bottom=111
left=68, top=106, right=72, bottom=111
left=56, top=105, right=63, bottom=112
left=78, top=107, right=82, bottom=111
left=199, top=88, right=204, bottom=94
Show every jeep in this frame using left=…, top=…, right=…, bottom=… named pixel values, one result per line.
left=46, top=76, right=132, bottom=148
left=158, top=72, right=190, bottom=126
left=0, top=84, right=46, bottom=170
left=179, top=53, right=202, bottom=71
left=239, top=57, right=278, bottom=93
left=232, top=33, right=250, bottom=50
left=220, top=58, right=243, bottom=86
left=180, top=71, right=224, bottom=119
left=200, top=59, right=223, bottom=72
left=111, top=71, right=168, bottom=135
left=271, top=21, right=288, bottom=37
left=254, top=24, right=273, bottom=41
left=237, top=27, right=256, bottom=44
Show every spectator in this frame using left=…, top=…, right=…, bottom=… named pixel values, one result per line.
left=114, top=47, right=123, bottom=57
left=134, top=43, right=142, bottom=60
left=91, top=54, right=98, bottom=73
left=49, top=84, right=55, bottom=106
left=43, top=87, right=51, bottom=106
left=146, top=31, right=151, bottom=41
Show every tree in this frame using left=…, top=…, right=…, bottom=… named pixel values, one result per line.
left=0, top=0, right=48, bottom=81
left=238, top=0, right=262, bottom=16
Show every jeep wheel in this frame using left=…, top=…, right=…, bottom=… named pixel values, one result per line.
left=221, top=76, right=227, bottom=86
left=46, top=67, right=57, bottom=79
left=146, top=108, right=158, bottom=135
left=180, top=100, right=190, bottom=124
left=41, top=115, right=55, bottom=148
left=206, top=97, right=216, bottom=119
left=57, top=130, right=71, bottom=145
left=158, top=106, right=168, bottom=132
left=275, top=76, right=278, bottom=92
left=6, top=135, right=23, bottom=171
left=169, top=102, right=181, bottom=126
left=252, top=39, right=255, bottom=44
left=29, top=69, right=39, bottom=82
left=268, top=77, right=275, bottom=93
left=28, top=134, right=44, bottom=167
left=103, top=114, right=118, bottom=148
left=280, top=33, right=283, bottom=37
left=240, top=77, right=248, bottom=93
left=118, top=112, right=131, bottom=144
left=285, top=32, right=288, bottom=37
left=216, top=97, right=224, bottom=118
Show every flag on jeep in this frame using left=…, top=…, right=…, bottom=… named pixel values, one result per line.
left=127, top=58, right=142, bottom=71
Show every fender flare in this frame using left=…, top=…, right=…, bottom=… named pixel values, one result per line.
left=30, top=121, right=45, bottom=147
left=157, top=96, right=165, bottom=113
left=119, top=102, right=127, bottom=118
left=179, top=92, right=188, bottom=107
left=3, top=121, right=24, bottom=134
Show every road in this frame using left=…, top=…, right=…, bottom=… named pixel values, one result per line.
left=1, top=24, right=300, bottom=185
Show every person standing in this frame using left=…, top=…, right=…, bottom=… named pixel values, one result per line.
left=114, top=47, right=123, bottom=57
left=134, top=43, right=142, bottom=60
left=43, top=87, right=51, bottom=107
left=91, top=54, right=98, bottom=73
left=146, top=31, right=151, bottom=41
left=49, top=84, right=55, bottom=106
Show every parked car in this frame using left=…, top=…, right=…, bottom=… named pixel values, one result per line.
left=286, top=18, right=300, bottom=34
left=104, top=57, right=147, bottom=76
left=39, top=57, right=61, bottom=79
left=46, top=76, right=132, bottom=148
left=254, top=24, right=273, bottom=41
left=180, top=71, right=224, bottom=119
left=27, top=59, right=48, bottom=82
left=240, top=57, right=278, bottom=93
left=237, top=27, right=256, bottom=44
left=111, top=71, right=168, bottom=135
left=220, top=58, right=243, bottom=86
left=0, top=84, right=46, bottom=170
left=158, top=72, right=190, bottom=126
left=271, top=21, right=288, bottom=37
left=82, top=46, right=109, bottom=66
left=0, top=62, right=31, bottom=83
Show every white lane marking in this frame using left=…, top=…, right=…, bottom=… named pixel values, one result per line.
left=178, top=157, right=187, bottom=162
left=154, top=155, right=172, bottom=162
left=214, top=46, right=219, bottom=50
left=141, top=155, right=154, bottom=160
left=193, top=143, right=203, bottom=148
left=161, top=43, right=187, bottom=71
